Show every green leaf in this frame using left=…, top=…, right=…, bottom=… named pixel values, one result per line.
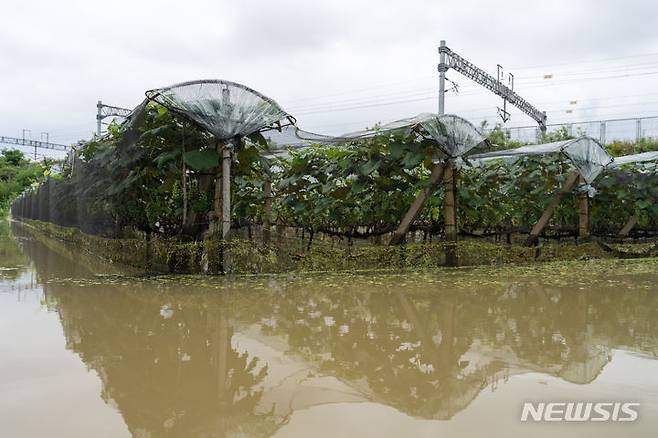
left=388, top=142, right=406, bottom=160
left=401, top=151, right=425, bottom=169
left=359, top=157, right=381, bottom=175
left=155, top=150, right=181, bottom=169
left=351, top=177, right=367, bottom=194
left=636, top=200, right=650, bottom=210
left=248, top=132, right=268, bottom=148
left=183, top=149, right=220, bottom=171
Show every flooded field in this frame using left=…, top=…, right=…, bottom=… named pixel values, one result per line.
left=1, top=221, right=658, bottom=438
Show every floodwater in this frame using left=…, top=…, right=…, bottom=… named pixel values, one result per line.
left=1, top=221, right=658, bottom=438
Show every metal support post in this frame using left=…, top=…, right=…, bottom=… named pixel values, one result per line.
left=97, top=101, right=102, bottom=136
left=438, top=40, right=447, bottom=115
left=636, top=119, right=642, bottom=142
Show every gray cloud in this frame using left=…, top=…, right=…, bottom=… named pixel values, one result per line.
left=1, top=0, right=657, bottom=150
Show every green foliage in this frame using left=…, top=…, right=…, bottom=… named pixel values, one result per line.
left=606, top=137, right=658, bottom=157
left=275, top=130, right=437, bottom=234
left=0, top=149, right=49, bottom=214
left=15, top=105, right=658, bottom=241
left=183, top=149, right=219, bottom=171
left=592, top=163, right=658, bottom=230
left=539, top=126, right=577, bottom=143
left=481, top=121, right=526, bottom=150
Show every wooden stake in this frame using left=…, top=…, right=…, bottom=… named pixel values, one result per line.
left=276, top=220, right=285, bottom=251
left=221, top=145, right=231, bottom=239
left=525, top=170, right=580, bottom=246
left=390, top=163, right=445, bottom=245
left=444, top=162, right=458, bottom=242
left=578, top=176, right=590, bottom=239
left=618, top=215, right=638, bottom=237
left=210, top=140, right=223, bottom=235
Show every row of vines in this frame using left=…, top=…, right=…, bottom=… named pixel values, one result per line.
left=12, top=103, right=658, bottom=242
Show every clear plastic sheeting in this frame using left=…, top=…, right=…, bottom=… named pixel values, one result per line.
left=263, top=113, right=488, bottom=158
left=418, top=114, right=488, bottom=158
left=470, top=137, right=613, bottom=184
left=261, top=125, right=340, bottom=151
left=139, top=81, right=487, bottom=159
left=609, top=151, right=658, bottom=168
left=562, top=138, right=614, bottom=184
left=145, top=80, right=293, bottom=141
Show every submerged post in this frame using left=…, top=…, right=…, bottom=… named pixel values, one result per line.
left=578, top=176, right=590, bottom=240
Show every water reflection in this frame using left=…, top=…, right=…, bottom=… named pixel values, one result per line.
left=7, top=221, right=658, bottom=437
left=0, top=220, right=28, bottom=281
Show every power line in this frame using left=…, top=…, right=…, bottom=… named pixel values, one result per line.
left=286, top=66, right=658, bottom=116
left=281, top=75, right=436, bottom=105
left=292, top=70, right=658, bottom=117
left=508, top=51, right=658, bottom=71
left=281, top=50, right=658, bottom=112
left=287, top=56, right=658, bottom=112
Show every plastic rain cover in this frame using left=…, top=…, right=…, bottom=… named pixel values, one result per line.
left=145, top=80, right=292, bottom=141
left=610, top=151, right=658, bottom=167
left=470, top=137, right=613, bottom=184
left=263, top=113, right=487, bottom=159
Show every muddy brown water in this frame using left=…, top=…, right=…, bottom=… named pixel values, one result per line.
left=1, top=221, right=658, bottom=438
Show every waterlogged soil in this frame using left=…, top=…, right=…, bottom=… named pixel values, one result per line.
left=1, top=222, right=658, bottom=438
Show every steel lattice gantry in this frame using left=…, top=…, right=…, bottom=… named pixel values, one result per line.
left=0, top=136, right=69, bottom=151
left=438, top=43, right=547, bottom=131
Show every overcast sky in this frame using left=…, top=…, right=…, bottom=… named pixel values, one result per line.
left=2, top=0, right=658, bottom=158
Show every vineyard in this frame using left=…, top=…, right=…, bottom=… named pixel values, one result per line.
left=9, top=80, right=658, bottom=272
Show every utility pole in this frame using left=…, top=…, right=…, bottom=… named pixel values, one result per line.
left=438, top=40, right=447, bottom=115
left=437, top=40, right=457, bottom=243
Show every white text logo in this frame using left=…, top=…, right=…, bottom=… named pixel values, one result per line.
left=521, top=402, right=639, bottom=422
